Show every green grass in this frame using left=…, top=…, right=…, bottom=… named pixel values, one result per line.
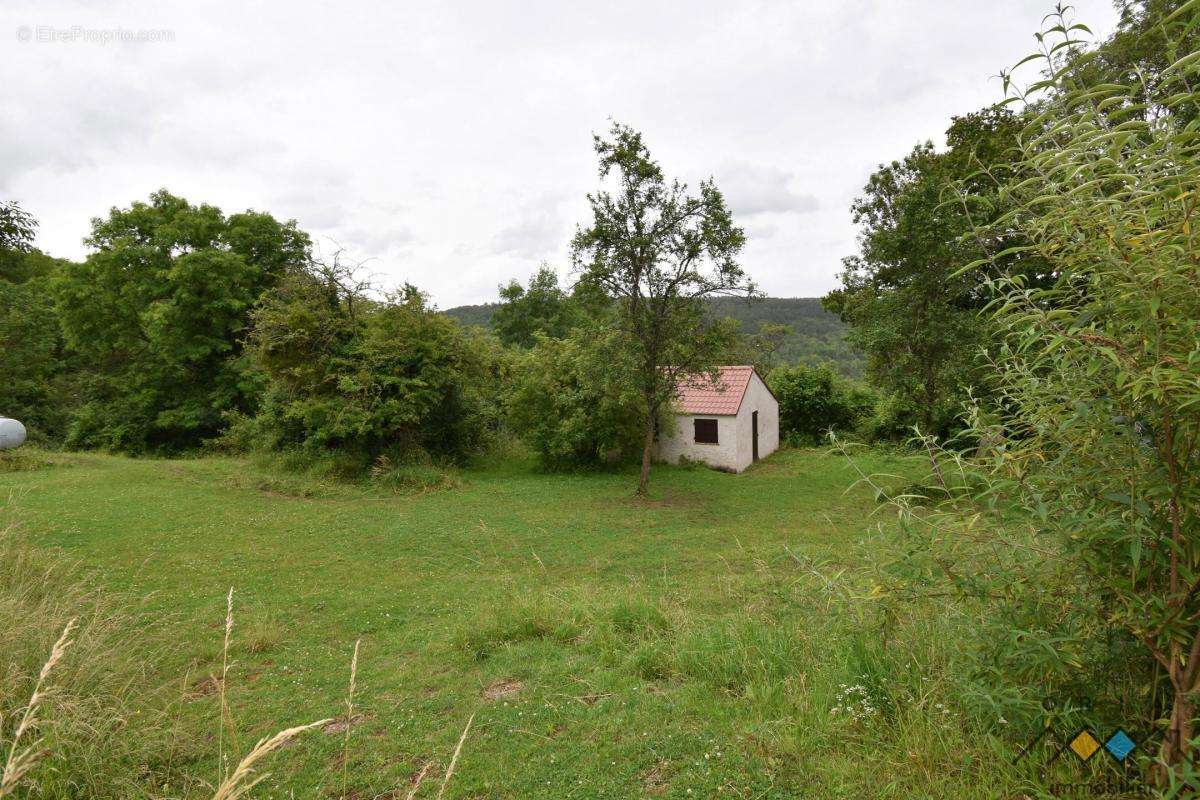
left=1, top=448, right=1027, bottom=798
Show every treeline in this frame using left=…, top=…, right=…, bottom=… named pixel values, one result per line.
left=0, top=122, right=884, bottom=485
left=445, top=295, right=864, bottom=376
left=2, top=0, right=1191, bottom=486
left=0, top=194, right=506, bottom=477
left=478, top=265, right=889, bottom=448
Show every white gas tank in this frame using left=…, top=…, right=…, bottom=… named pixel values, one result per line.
left=0, top=418, right=27, bottom=450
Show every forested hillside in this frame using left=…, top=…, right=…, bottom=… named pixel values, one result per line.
left=441, top=302, right=501, bottom=328
left=443, top=296, right=862, bottom=374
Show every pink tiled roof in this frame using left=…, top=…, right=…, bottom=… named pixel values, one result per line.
left=674, top=365, right=756, bottom=415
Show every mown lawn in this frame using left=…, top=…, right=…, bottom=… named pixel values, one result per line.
left=2, top=447, right=1015, bottom=799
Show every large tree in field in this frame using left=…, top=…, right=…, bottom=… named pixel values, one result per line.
left=571, top=122, right=755, bottom=494
left=54, top=190, right=310, bottom=453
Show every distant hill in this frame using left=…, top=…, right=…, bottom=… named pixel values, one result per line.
left=441, top=302, right=501, bottom=329
left=705, top=297, right=862, bottom=375
left=442, top=296, right=863, bottom=376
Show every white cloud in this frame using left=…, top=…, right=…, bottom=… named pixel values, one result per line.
left=717, top=161, right=819, bottom=217
left=488, top=194, right=570, bottom=259
left=0, top=0, right=1120, bottom=304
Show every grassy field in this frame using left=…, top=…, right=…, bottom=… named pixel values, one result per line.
left=1, top=448, right=1021, bottom=799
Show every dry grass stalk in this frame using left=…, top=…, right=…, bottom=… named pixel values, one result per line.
left=217, top=586, right=235, bottom=786
left=402, top=762, right=432, bottom=800
left=0, top=618, right=77, bottom=799
left=341, top=638, right=360, bottom=800
left=209, top=719, right=330, bottom=800
left=434, top=712, right=475, bottom=800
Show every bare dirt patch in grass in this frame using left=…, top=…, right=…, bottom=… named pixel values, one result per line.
left=607, top=487, right=708, bottom=511
left=642, top=759, right=670, bottom=795
left=482, top=678, right=524, bottom=700
left=185, top=675, right=222, bottom=699
left=322, top=712, right=371, bottom=734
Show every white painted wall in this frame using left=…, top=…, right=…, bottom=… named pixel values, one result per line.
left=735, top=372, right=779, bottom=467
left=656, top=412, right=743, bottom=471
left=655, top=372, right=779, bottom=473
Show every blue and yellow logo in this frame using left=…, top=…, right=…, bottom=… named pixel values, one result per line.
left=1014, top=714, right=1161, bottom=795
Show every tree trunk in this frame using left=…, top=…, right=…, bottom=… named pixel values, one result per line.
left=1153, top=685, right=1196, bottom=787
left=1165, top=690, right=1194, bottom=765
left=922, top=368, right=938, bottom=436
left=637, top=409, right=654, bottom=496
left=1158, top=435, right=1195, bottom=773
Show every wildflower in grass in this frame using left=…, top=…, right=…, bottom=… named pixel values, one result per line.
left=829, top=683, right=879, bottom=724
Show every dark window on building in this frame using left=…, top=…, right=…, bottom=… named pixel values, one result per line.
left=694, top=418, right=718, bottom=444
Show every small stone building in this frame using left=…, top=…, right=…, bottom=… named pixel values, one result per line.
left=655, top=365, right=779, bottom=472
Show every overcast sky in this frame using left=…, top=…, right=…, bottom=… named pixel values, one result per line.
left=2, top=1, right=1119, bottom=308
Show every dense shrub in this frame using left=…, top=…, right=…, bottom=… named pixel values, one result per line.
left=858, top=391, right=923, bottom=443
left=506, top=324, right=645, bottom=469
left=767, top=364, right=877, bottom=445
left=858, top=5, right=1200, bottom=772
left=244, top=272, right=502, bottom=470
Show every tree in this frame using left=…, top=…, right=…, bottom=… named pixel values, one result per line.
left=0, top=204, right=77, bottom=441
left=53, top=190, right=310, bottom=452
left=571, top=122, right=755, bottom=494
left=824, top=108, right=1049, bottom=437
left=0, top=200, right=37, bottom=282
left=1072, top=0, right=1200, bottom=124
left=492, top=265, right=577, bottom=347
left=0, top=271, right=70, bottom=440
left=0, top=201, right=35, bottom=251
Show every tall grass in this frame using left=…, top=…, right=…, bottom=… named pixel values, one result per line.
left=209, top=720, right=329, bottom=800
left=217, top=587, right=235, bottom=787
left=435, top=713, right=475, bottom=800
left=0, top=513, right=475, bottom=798
left=0, top=517, right=177, bottom=798
left=1, top=619, right=76, bottom=798
left=451, top=571, right=1035, bottom=795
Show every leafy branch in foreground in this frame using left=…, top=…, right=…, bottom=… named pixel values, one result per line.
left=976, top=1, right=1200, bottom=772
left=840, top=0, right=1200, bottom=778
